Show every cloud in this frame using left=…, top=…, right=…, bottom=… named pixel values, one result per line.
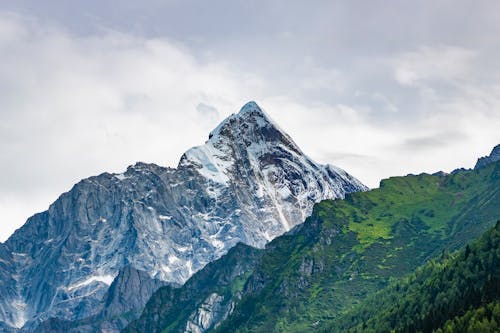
left=0, top=12, right=266, bottom=240
left=394, top=46, right=477, bottom=86
left=402, top=131, right=468, bottom=150
left=196, top=103, right=220, bottom=123
left=0, top=5, right=500, bottom=241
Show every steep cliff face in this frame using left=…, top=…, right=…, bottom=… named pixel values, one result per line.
left=0, top=243, right=20, bottom=329
left=124, top=243, right=263, bottom=333
left=0, top=101, right=367, bottom=329
left=183, top=293, right=228, bottom=333
left=32, top=266, right=169, bottom=333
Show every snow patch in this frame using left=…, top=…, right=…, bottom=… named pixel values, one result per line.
left=182, top=142, right=233, bottom=185
left=168, top=255, right=180, bottom=264
left=11, top=298, right=27, bottom=328
left=186, top=260, right=194, bottom=276
left=114, top=173, right=129, bottom=181
left=210, top=238, right=225, bottom=251
left=67, top=274, right=116, bottom=291
left=278, top=186, right=292, bottom=199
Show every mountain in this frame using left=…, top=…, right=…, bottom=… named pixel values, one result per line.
left=126, top=154, right=500, bottom=332
left=322, top=221, right=499, bottom=332
left=0, top=101, right=367, bottom=330
left=475, top=144, right=500, bottom=169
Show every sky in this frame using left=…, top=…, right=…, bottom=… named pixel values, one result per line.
left=1, top=0, right=499, bottom=241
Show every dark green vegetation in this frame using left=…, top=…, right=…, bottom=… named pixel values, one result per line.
left=126, top=160, right=500, bottom=332
left=322, top=221, right=500, bottom=332
left=435, top=301, right=500, bottom=333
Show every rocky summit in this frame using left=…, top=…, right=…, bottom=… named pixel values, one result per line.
left=0, top=101, right=367, bottom=330
left=475, top=144, right=500, bottom=169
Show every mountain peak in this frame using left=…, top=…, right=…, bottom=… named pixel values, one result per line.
left=0, top=100, right=367, bottom=329
left=238, top=100, right=263, bottom=114
left=235, top=101, right=272, bottom=121
left=475, top=144, right=500, bottom=169
left=180, top=101, right=303, bottom=184
left=208, top=101, right=280, bottom=140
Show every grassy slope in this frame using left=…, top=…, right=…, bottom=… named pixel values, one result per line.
left=213, top=162, right=500, bottom=332
left=322, top=221, right=500, bottom=332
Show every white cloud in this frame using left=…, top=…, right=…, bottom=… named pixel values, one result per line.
left=394, top=45, right=477, bottom=86
left=0, top=12, right=266, bottom=241
left=0, top=10, right=499, bottom=241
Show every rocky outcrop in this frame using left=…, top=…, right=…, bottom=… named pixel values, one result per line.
left=475, top=144, right=500, bottom=169
left=184, top=293, right=228, bottom=333
left=32, top=266, right=169, bottom=333
left=125, top=243, right=262, bottom=333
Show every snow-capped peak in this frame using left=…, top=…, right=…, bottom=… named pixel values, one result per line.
left=0, top=101, right=367, bottom=330
left=179, top=101, right=305, bottom=185
left=208, top=101, right=300, bottom=152
left=208, top=101, right=271, bottom=138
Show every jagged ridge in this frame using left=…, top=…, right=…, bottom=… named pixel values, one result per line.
left=475, top=144, right=500, bottom=169
left=0, top=101, right=367, bottom=330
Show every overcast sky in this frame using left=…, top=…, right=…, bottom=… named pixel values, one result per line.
left=1, top=1, right=499, bottom=241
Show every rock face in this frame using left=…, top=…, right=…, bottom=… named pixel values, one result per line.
left=0, top=244, right=20, bottom=330
left=32, top=266, right=169, bottom=333
left=124, top=243, right=263, bottom=333
left=475, top=144, right=500, bottom=169
left=0, top=101, right=367, bottom=330
left=183, top=293, right=228, bottom=333
left=102, top=266, right=170, bottom=319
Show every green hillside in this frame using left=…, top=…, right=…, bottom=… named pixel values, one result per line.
left=213, top=162, right=499, bottom=332
left=126, top=160, right=500, bottom=333
left=322, top=221, right=500, bottom=332
left=435, top=301, right=500, bottom=333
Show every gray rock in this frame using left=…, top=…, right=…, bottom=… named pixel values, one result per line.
left=475, top=144, right=500, bottom=169
left=0, top=101, right=367, bottom=329
left=184, top=293, right=226, bottom=333
left=102, top=265, right=171, bottom=319
left=124, top=242, right=263, bottom=333
left=31, top=266, right=169, bottom=333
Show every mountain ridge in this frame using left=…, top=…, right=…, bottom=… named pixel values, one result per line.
left=125, top=153, right=499, bottom=333
left=0, top=101, right=367, bottom=330
left=475, top=144, right=500, bottom=169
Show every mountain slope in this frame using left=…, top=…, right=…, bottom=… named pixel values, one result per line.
left=435, top=301, right=500, bottom=333
left=33, top=266, right=169, bottom=333
left=217, top=162, right=500, bottom=332
left=475, top=144, right=500, bottom=169
left=0, top=243, right=20, bottom=328
left=322, top=221, right=500, bottom=332
left=213, top=162, right=499, bottom=332
left=127, top=157, right=500, bottom=333
left=125, top=243, right=262, bottom=333
left=0, top=101, right=366, bottom=330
